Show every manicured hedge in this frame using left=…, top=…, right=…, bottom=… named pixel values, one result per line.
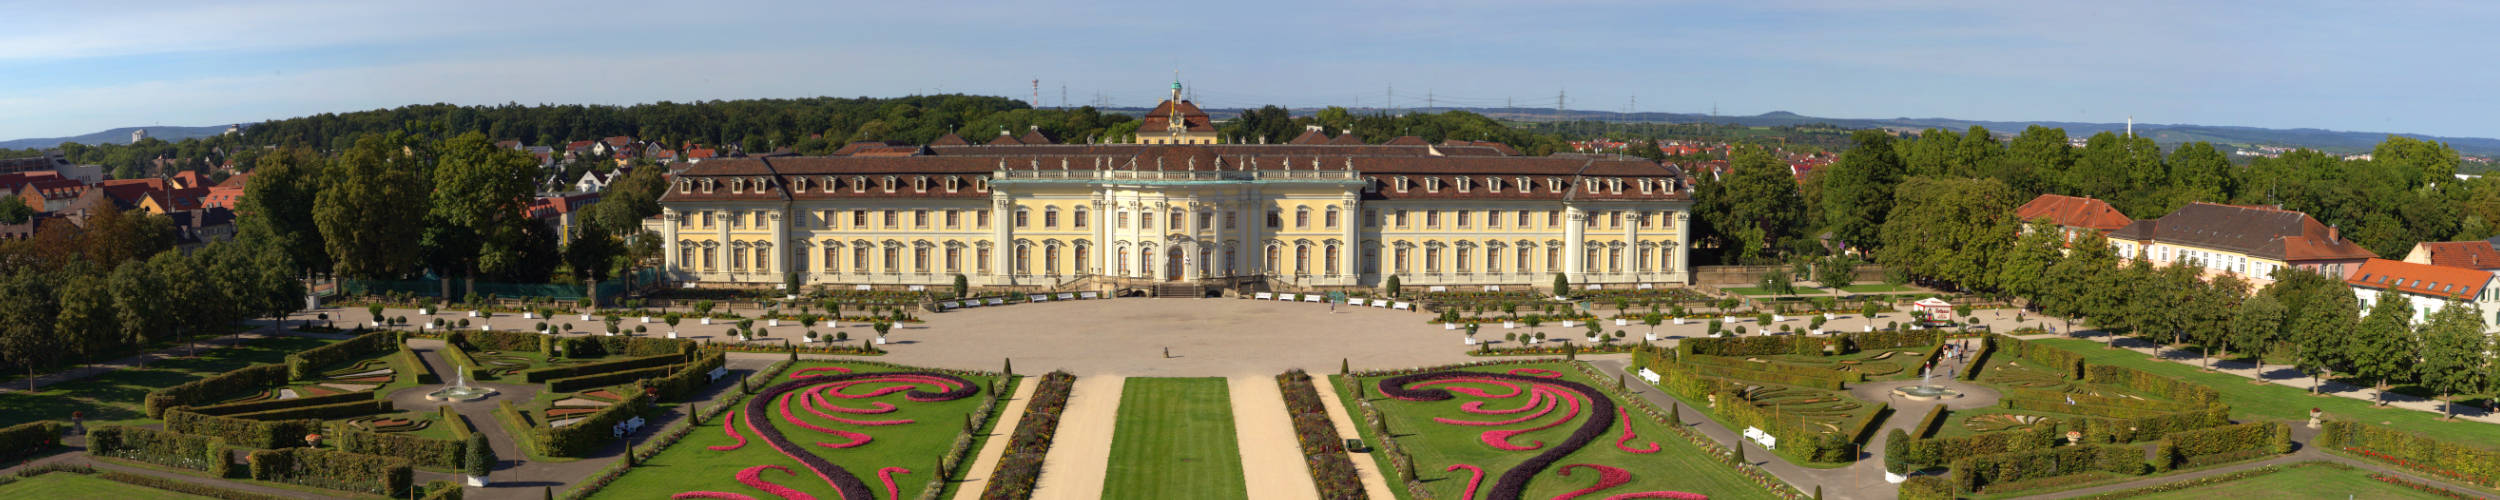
left=493, top=401, right=539, bottom=457
left=188, top=389, right=374, bottom=416
left=545, top=364, right=680, bottom=393
left=399, top=345, right=439, bottom=385
left=441, top=341, right=494, bottom=380
left=534, top=386, right=652, bottom=457
left=1948, top=444, right=2144, bottom=493
left=246, top=447, right=414, bottom=497
left=98, top=470, right=289, bottom=500
left=1899, top=475, right=1953, bottom=500
left=2083, top=365, right=2221, bottom=407
left=1277, top=369, right=1363, bottom=499
left=2156, top=421, right=2289, bottom=470
left=88, top=425, right=231, bottom=475
left=0, top=421, right=64, bottom=459
left=332, top=423, right=466, bottom=470
left=163, top=408, right=321, bottom=449
left=1893, top=425, right=2060, bottom=471
left=418, top=479, right=465, bottom=500
left=1841, top=402, right=1891, bottom=448
left=146, top=363, right=290, bottom=418
left=452, top=329, right=547, bottom=352
left=2321, top=419, right=2500, bottom=488
left=1850, top=330, right=1941, bottom=351
left=557, top=336, right=692, bottom=359
left=982, top=371, right=1076, bottom=500
left=288, top=331, right=399, bottom=380
left=226, top=398, right=392, bottom=421
left=1681, top=336, right=1802, bottom=357
left=1910, top=404, right=1948, bottom=439
left=1683, top=354, right=1863, bottom=386
left=2080, top=406, right=2230, bottom=443
left=1712, top=388, right=1854, bottom=463
left=1957, top=336, right=1994, bottom=381
left=1989, top=335, right=2081, bottom=380
left=645, top=351, right=728, bottom=401
left=518, top=353, right=684, bottom=382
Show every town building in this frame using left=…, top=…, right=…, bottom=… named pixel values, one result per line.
left=2106, top=202, right=2376, bottom=285
left=654, top=89, right=1695, bottom=295
left=2346, top=258, right=2500, bottom=332
left=2014, top=194, right=2133, bottom=242
left=1135, top=81, right=1218, bottom=145
left=2400, top=239, right=2500, bottom=271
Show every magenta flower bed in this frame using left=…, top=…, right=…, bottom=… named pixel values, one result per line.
left=1448, top=463, right=1488, bottom=500
left=1381, top=370, right=1709, bottom=500
left=678, top=370, right=977, bottom=500
left=1615, top=408, right=1659, bottom=454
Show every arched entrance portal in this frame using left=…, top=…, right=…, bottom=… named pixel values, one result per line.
left=1166, top=247, right=1184, bottom=281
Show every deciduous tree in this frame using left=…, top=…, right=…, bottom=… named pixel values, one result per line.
left=2416, top=301, right=2488, bottom=418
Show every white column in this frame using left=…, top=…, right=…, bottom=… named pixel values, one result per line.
left=1092, top=198, right=1110, bottom=275
left=1624, top=209, right=1639, bottom=280
left=1563, top=205, right=1585, bottom=284
left=1340, top=199, right=1359, bottom=282
left=1674, top=212, right=1692, bottom=283
left=1182, top=203, right=1200, bottom=279
left=992, top=196, right=1013, bottom=284
left=769, top=207, right=787, bottom=276
left=716, top=209, right=731, bottom=277
left=662, top=208, right=680, bottom=275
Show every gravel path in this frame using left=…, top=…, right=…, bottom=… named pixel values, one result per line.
left=951, top=378, right=1039, bottom=500
left=1309, top=376, right=1396, bottom=499
left=1032, top=375, right=1124, bottom=500
left=1230, top=376, right=1320, bottom=500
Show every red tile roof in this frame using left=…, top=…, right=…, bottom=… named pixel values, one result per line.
left=1328, top=133, right=1366, bottom=146
left=2109, top=202, right=2376, bottom=262
left=2015, top=194, right=2133, bottom=232
left=2347, top=258, right=2494, bottom=300
left=1138, top=100, right=1216, bottom=132
left=929, top=133, right=970, bottom=147
left=984, top=134, right=1023, bottom=146
left=1383, top=136, right=1429, bottom=146
left=1287, top=129, right=1331, bottom=145
left=2414, top=241, right=2500, bottom=270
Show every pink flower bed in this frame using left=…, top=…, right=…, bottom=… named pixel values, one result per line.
left=800, top=392, right=914, bottom=426
left=1614, top=408, right=1658, bottom=454
left=790, top=366, right=855, bottom=378
left=670, top=492, right=758, bottom=500
left=876, top=467, right=911, bottom=500
left=1437, top=388, right=1559, bottom=427
left=1507, top=368, right=1564, bottom=378
left=708, top=410, right=748, bottom=451
left=1480, top=386, right=1583, bottom=451
left=1555, top=464, right=1634, bottom=499
left=735, top=465, right=819, bottom=500
left=774, top=392, right=873, bottom=448
left=1447, top=463, right=1487, bottom=500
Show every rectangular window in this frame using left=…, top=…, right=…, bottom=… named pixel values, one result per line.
left=1297, top=210, right=1310, bottom=228
left=1076, top=211, right=1090, bottom=228
left=1548, top=211, right=1561, bottom=227
left=1119, top=211, right=1130, bottom=229
left=1364, top=210, right=1378, bottom=227
left=1517, top=210, right=1531, bottom=228
left=947, top=247, right=961, bottom=272
left=1044, top=210, right=1058, bottom=228
left=915, top=210, right=928, bottom=228
left=946, top=210, right=960, bottom=228
left=854, top=247, right=869, bottom=272
left=1457, top=248, right=1471, bottom=273
left=1395, top=210, right=1409, bottom=228
left=1489, top=248, right=1503, bottom=273
left=1426, top=211, right=1440, bottom=228
left=1143, top=211, right=1155, bottom=229
left=978, top=248, right=991, bottom=272
left=1016, top=210, right=1029, bottom=228
left=1325, top=210, right=1339, bottom=228
left=1200, top=212, right=1212, bottom=230
left=1266, top=211, right=1280, bottom=229
left=1224, top=211, right=1236, bottom=229
left=1487, top=212, right=1500, bottom=228
left=1456, top=211, right=1470, bottom=228
left=1426, top=248, right=1441, bottom=273
left=884, top=211, right=898, bottom=229
left=977, top=210, right=990, bottom=228
left=852, top=210, right=867, bottom=228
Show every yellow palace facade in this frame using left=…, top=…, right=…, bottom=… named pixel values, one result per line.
left=655, top=123, right=1694, bottom=295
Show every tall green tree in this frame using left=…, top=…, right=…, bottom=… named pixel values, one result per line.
left=1993, top=221, right=2065, bottom=303
left=2352, top=293, right=2419, bottom=405
left=107, top=260, right=165, bottom=348
left=426, top=132, right=541, bottom=288
left=0, top=271, right=63, bottom=389
left=315, top=133, right=429, bottom=279
left=1695, top=146, right=1808, bottom=263
left=2289, top=283, right=2360, bottom=394
left=0, top=195, right=30, bottom=224
left=1819, top=130, right=1904, bottom=251
left=1875, top=177, right=2020, bottom=292
left=2228, top=294, right=2285, bottom=373
left=236, top=147, right=331, bottom=275
left=53, top=273, right=118, bottom=365
left=1998, top=125, right=2072, bottom=196
left=2416, top=301, right=2489, bottom=418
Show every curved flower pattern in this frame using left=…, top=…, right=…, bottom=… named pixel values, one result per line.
left=1379, top=371, right=1619, bottom=500
left=1508, top=368, right=1564, bottom=378
left=736, top=465, right=819, bottom=500
left=708, top=409, right=748, bottom=451
left=1448, top=463, right=1487, bottom=500
left=1553, top=464, right=1633, bottom=500
left=876, top=467, right=911, bottom=500
left=1614, top=408, right=1658, bottom=454
left=729, top=371, right=979, bottom=500
left=791, top=366, right=856, bottom=378
left=671, top=492, right=760, bottom=500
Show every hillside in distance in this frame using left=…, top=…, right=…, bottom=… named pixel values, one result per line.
left=0, top=125, right=240, bottom=149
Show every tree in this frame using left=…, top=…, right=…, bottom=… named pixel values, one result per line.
left=1814, top=256, right=1857, bottom=293
left=1820, top=130, right=1904, bottom=251
left=427, top=132, right=541, bottom=288
left=317, top=133, right=428, bottom=279
left=1552, top=273, right=1570, bottom=297
left=237, top=147, right=330, bottom=275
left=1876, top=177, right=2020, bottom=292
left=1696, top=146, right=1808, bottom=263
left=464, top=433, right=495, bottom=479
left=1994, top=222, right=2064, bottom=303
left=563, top=223, right=623, bottom=305
left=2352, top=293, right=2417, bottom=405
left=2416, top=301, right=2489, bottom=418
left=0, top=195, right=30, bottom=224
left=0, top=271, right=62, bottom=390
left=107, top=260, right=165, bottom=348
left=2227, top=295, right=2285, bottom=373
left=54, top=273, right=118, bottom=365
left=2289, top=284, right=2360, bottom=394
left=1759, top=268, right=1793, bottom=296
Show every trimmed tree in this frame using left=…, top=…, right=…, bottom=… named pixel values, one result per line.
left=2352, top=292, right=2416, bottom=405
left=2418, top=301, right=2490, bottom=418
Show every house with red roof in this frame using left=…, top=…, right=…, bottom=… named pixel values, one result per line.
left=2014, top=194, right=2134, bottom=244
left=2400, top=240, right=2500, bottom=271
left=2347, top=258, right=2500, bottom=332
left=2106, top=202, right=2377, bottom=286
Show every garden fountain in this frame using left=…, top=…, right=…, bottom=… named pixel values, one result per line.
left=1889, top=366, right=1964, bottom=401
left=425, top=366, right=498, bottom=402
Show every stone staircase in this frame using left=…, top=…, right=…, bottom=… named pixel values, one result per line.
left=1155, top=283, right=1204, bottom=298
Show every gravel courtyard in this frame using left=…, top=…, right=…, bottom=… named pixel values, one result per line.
left=875, top=297, right=1480, bottom=377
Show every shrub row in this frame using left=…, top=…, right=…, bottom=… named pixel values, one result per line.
left=1277, top=369, right=1363, bottom=500
left=0, top=421, right=63, bottom=460
left=2320, top=419, right=2500, bottom=488
left=451, top=329, right=547, bottom=352
left=331, top=423, right=466, bottom=470
left=399, top=345, right=439, bottom=385
left=287, top=331, right=399, bottom=380
left=2079, top=406, right=2230, bottom=444
left=163, top=408, right=320, bottom=449
left=418, top=480, right=465, bottom=500
left=146, top=363, right=290, bottom=418
left=1957, top=336, right=1994, bottom=381
left=1841, top=402, right=1891, bottom=448
left=1681, top=335, right=1804, bottom=357
left=226, top=398, right=392, bottom=421
left=2083, top=365, right=2221, bottom=407
left=645, top=351, right=728, bottom=401
left=1891, top=425, right=2061, bottom=472
left=1712, top=388, right=1855, bottom=463
left=2154, top=421, right=2289, bottom=471
left=1898, top=475, right=1953, bottom=500
left=1948, top=444, right=2144, bottom=493
left=440, top=340, right=495, bottom=380
left=188, top=390, right=376, bottom=417
left=97, top=470, right=289, bottom=500
left=1989, top=335, right=2081, bottom=379
left=246, top=447, right=414, bottom=497
left=546, top=364, right=681, bottom=393
left=87, top=426, right=232, bottom=476
left=2067, top=463, right=2303, bottom=500
left=1910, top=404, right=1947, bottom=439
left=493, top=401, right=539, bottom=457
left=981, top=371, right=1075, bottom=500
left=518, top=353, right=685, bottom=382
left=535, top=386, right=652, bottom=457
left=1852, top=330, right=1942, bottom=351
left=556, top=336, right=692, bottom=359
left=1681, top=356, right=1856, bottom=389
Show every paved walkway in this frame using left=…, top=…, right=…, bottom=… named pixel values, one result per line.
left=1032, top=375, right=1122, bottom=500
left=1230, top=375, right=1320, bottom=500
left=950, top=377, right=1039, bottom=500
left=1309, top=375, right=1397, bottom=500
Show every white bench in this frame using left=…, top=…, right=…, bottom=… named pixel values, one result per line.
left=1371, top=299, right=1389, bottom=308
left=1056, top=293, right=1075, bottom=300
left=1303, top=295, right=1322, bottom=303
left=707, top=366, right=728, bottom=382
left=987, top=299, right=1005, bottom=306
left=1255, top=292, right=1274, bottom=300
left=1392, top=302, right=1412, bottom=310
left=1080, top=292, right=1099, bottom=299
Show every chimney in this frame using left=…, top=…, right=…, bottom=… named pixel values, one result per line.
left=1306, top=124, right=1322, bottom=132
left=2328, top=224, right=2339, bottom=242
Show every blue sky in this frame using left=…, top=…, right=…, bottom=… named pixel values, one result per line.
left=1, top=0, right=2493, bottom=141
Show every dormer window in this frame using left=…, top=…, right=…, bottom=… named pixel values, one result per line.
left=881, top=176, right=898, bottom=192
left=793, top=177, right=809, bottom=192
left=946, top=176, right=961, bottom=192
left=1489, top=177, right=1503, bottom=193
left=729, top=178, right=744, bottom=193
left=914, top=175, right=929, bottom=192
left=822, top=176, right=837, bottom=192
left=1395, top=176, right=1411, bottom=192
left=1424, top=177, right=1441, bottom=192
left=1639, top=179, right=1653, bottom=194
left=1546, top=178, right=1563, bottom=192
left=678, top=180, right=691, bottom=194
left=702, top=179, right=715, bottom=193
left=1517, top=177, right=1531, bottom=193
left=1609, top=178, right=1622, bottom=194
left=1456, top=176, right=1471, bottom=192
left=974, top=177, right=989, bottom=192
left=850, top=176, right=867, bottom=192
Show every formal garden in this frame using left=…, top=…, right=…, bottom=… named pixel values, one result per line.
left=1334, top=360, right=1801, bottom=500
left=581, top=360, right=1014, bottom=500
left=1100, top=377, right=1247, bottom=500
left=1628, top=332, right=1944, bottom=467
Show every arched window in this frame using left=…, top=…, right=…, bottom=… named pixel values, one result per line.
left=1364, top=247, right=1379, bottom=274
left=884, top=245, right=900, bottom=273
left=1296, top=244, right=1311, bottom=275
left=755, top=247, right=771, bottom=273
left=1395, top=246, right=1410, bottom=273
left=1547, top=247, right=1561, bottom=273
left=1075, top=243, right=1091, bottom=274
left=1266, top=245, right=1280, bottom=272
left=1456, top=246, right=1471, bottom=273
left=914, top=245, right=930, bottom=273
left=1045, top=243, right=1061, bottom=274
left=1608, top=247, right=1622, bottom=273
left=1296, top=207, right=1311, bottom=228
left=1587, top=247, right=1601, bottom=273
left=1014, top=244, right=1031, bottom=274
left=853, top=246, right=870, bottom=273
left=1488, top=246, right=1504, bottom=273
left=946, top=245, right=961, bottom=272
left=1425, top=245, right=1442, bottom=273
left=1325, top=245, right=1340, bottom=275
left=1638, top=245, right=1652, bottom=272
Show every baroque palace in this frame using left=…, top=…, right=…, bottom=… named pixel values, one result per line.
left=654, top=86, right=1695, bottom=295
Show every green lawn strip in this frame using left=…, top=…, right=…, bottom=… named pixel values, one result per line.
left=0, top=471, right=216, bottom=499
left=1342, top=363, right=1781, bottom=500
left=587, top=361, right=1003, bottom=500
left=0, top=335, right=337, bottom=429
left=1329, top=374, right=1412, bottom=500
left=1723, top=286, right=1828, bottom=297
left=1100, top=377, right=1248, bottom=500
left=2032, top=338, right=2500, bottom=443
left=2104, top=462, right=2447, bottom=500
left=1838, top=284, right=1916, bottom=293
left=90, top=455, right=392, bottom=499
left=933, top=375, right=1018, bottom=499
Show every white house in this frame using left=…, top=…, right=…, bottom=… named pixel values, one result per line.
left=2345, top=258, right=2500, bottom=333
